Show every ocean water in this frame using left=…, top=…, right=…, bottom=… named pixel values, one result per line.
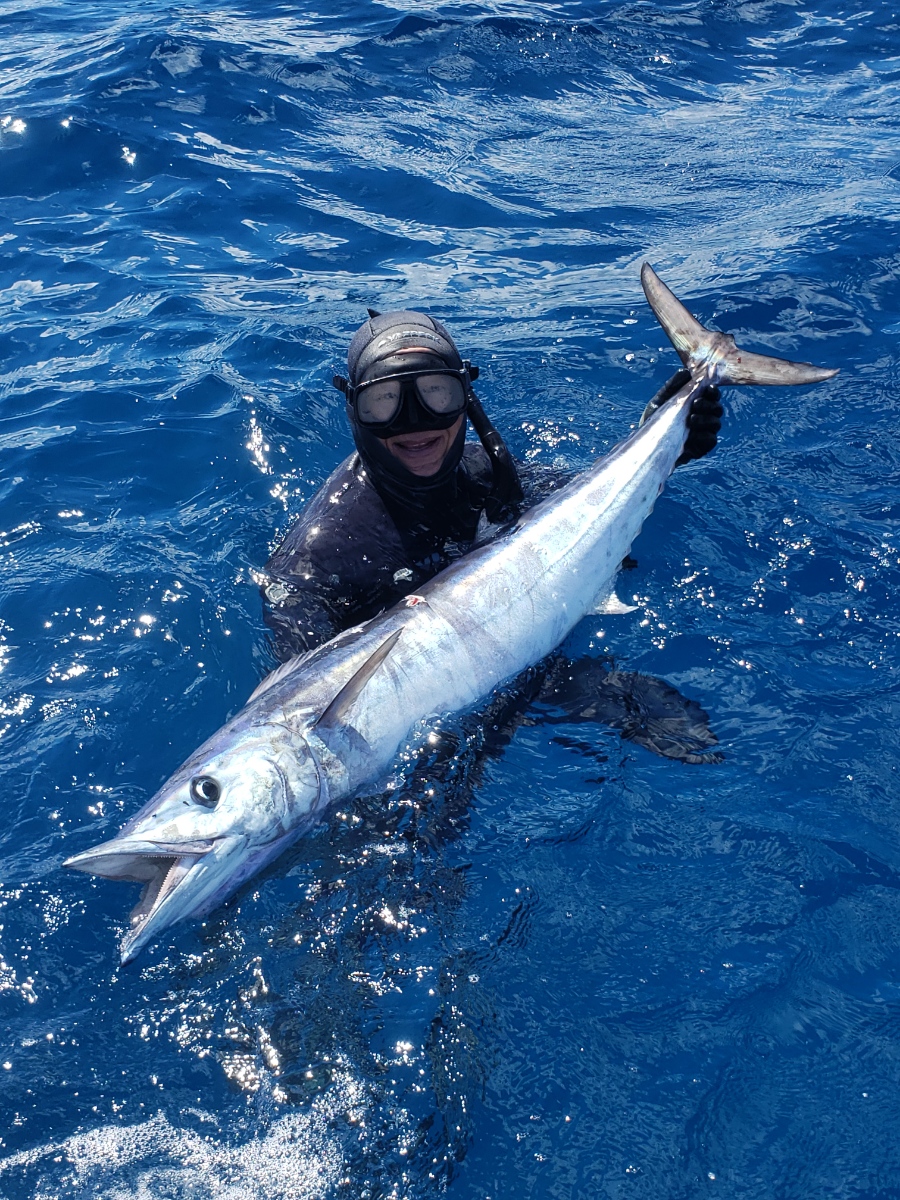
left=1, top=0, right=899, bottom=1195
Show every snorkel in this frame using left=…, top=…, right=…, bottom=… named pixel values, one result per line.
left=463, top=370, right=523, bottom=524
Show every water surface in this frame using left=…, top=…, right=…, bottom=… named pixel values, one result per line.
left=1, top=1, right=900, bottom=1196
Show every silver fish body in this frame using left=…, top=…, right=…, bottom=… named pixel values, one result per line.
left=65, top=266, right=838, bottom=962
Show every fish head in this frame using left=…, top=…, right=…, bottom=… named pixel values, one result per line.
left=64, top=721, right=322, bottom=963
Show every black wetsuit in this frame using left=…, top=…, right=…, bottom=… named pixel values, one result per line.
left=262, top=443, right=569, bottom=662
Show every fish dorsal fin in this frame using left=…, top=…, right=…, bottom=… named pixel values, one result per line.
left=315, top=629, right=401, bottom=733
left=248, top=620, right=375, bottom=705
left=248, top=654, right=306, bottom=703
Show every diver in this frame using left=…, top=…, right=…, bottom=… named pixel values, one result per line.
left=262, top=309, right=723, bottom=763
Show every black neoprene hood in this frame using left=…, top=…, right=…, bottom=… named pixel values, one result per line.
left=347, top=310, right=464, bottom=383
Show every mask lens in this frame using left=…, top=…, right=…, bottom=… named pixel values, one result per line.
left=356, top=378, right=403, bottom=425
left=414, top=373, right=465, bottom=415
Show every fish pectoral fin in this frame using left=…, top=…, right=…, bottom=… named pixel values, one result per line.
left=315, top=628, right=402, bottom=734
left=641, top=262, right=839, bottom=388
left=311, top=721, right=371, bottom=765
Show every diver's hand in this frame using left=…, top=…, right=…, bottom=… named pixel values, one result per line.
left=680, top=371, right=722, bottom=464
left=641, top=369, right=722, bottom=465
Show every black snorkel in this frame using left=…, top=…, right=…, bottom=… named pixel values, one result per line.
left=461, top=363, right=523, bottom=525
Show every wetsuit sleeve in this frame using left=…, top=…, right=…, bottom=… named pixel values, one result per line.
left=260, top=457, right=358, bottom=662
left=259, top=453, right=415, bottom=662
left=261, top=575, right=343, bottom=662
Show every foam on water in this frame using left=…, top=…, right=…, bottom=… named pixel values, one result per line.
left=0, top=1080, right=358, bottom=1199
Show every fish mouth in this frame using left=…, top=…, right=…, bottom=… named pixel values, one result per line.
left=64, top=837, right=220, bottom=964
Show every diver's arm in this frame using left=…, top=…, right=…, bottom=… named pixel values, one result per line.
left=260, top=454, right=418, bottom=661
left=261, top=574, right=343, bottom=661
left=260, top=458, right=360, bottom=661
left=516, top=369, right=721, bottom=505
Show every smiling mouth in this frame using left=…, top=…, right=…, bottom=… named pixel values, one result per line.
left=393, top=434, right=442, bottom=454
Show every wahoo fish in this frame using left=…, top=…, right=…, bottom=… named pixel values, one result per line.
left=65, top=265, right=838, bottom=963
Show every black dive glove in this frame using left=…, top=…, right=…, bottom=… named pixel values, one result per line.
left=641, top=368, right=723, bottom=465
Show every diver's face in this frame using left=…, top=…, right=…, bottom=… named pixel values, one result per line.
left=383, top=415, right=465, bottom=476
left=370, top=345, right=465, bottom=477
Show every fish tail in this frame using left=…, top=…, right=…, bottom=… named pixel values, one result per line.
left=640, top=262, right=839, bottom=387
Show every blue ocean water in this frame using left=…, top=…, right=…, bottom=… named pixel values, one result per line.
left=1, top=0, right=899, bottom=1195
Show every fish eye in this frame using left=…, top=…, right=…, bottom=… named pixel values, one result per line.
left=190, top=776, right=220, bottom=808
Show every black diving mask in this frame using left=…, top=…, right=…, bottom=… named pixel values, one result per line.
left=334, top=367, right=471, bottom=433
